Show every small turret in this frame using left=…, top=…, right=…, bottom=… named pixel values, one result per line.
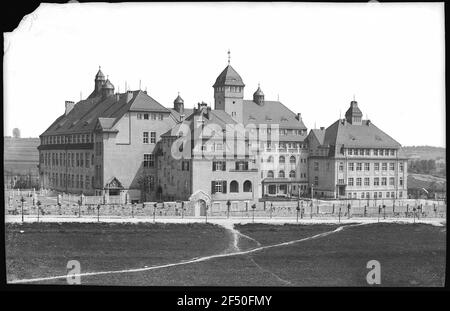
left=253, top=84, right=264, bottom=105
left=94, top=66, right=106, bottom=95
left=102, top=78, right=114, bottom=98
left=345, top=99, right=363, bottom=125
left=173, top=93, right=184, bottom=114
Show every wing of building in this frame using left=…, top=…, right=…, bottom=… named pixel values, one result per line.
left=306, top=100, right=408, bottom=200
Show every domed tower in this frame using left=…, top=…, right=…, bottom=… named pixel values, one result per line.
left=95, top=66, right=106, bottom=95
left=345, top=99, right=363, bottom=125
left=213, top=50, right=245, bottom=123
left=173, top=92, right=184, bottom=114
left=102, top=78, right=115, bottom=98
left=253, top=84, right=264, bottom=105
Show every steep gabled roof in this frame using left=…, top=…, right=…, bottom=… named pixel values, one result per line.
left=41, top=90, right=169, bottom=136
left=242, top=100, right=306, bottom=129
left=310, top=129, right=326, bottom=145
left=323, top=119, right=401, bottom=151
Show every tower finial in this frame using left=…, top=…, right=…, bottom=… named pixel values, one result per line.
left=353, top=94, right=356, bottom=101
left=227, top=49, right=231, bottom=65
left=258, top=82, right=260, bottom=88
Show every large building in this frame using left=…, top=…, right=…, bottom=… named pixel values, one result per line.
left=38, top=67, right=180, bottom=201
left=306, top=100, right=408, bottom=200
left=38, top=58, right=407, bottom=211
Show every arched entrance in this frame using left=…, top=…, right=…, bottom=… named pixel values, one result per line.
left=189, top=190, right=212, bottom=217
left=198, top=199, right=207, bottom=216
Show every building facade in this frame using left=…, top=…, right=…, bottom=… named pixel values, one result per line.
left=38, top=60, right=408, bottom=209
left=306, top=100, right=408, bottom=200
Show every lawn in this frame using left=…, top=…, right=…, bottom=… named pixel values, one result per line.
left=5, top=222, right=446, bottom=286
left=6, top=222, right=230, bottom=283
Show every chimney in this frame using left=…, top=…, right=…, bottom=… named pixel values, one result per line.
left=115, top=93, right=120, bottom=101
left=366, top=120, right=371, bottom=126
left=296, top=113, right=302, bottom=121
left=126, top=90, right=133, bottom=103
left=180, top=114, right=185, bottom=122
left=320, top=127, right=325, bottom=130
left=65, top=101, right=75, bottom=115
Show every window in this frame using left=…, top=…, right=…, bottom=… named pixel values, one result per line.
left=243, top=180, right=252, bottom=192
left=339, top=162, right=344, bottom=171
left=230, top=180, right=239, bottom=193
left=289, top=170, right=296, bottom=178
left=374, top=178, right=379, bottom=186
left=267, top=156, right=273, bottom=163
left=235, top=161, right=248, bottom=171
left=212, top=161, right=226, bottom=171
left=355, top=178, right=361, bottom=186
left=381, top=177, right=387, bottom=186
left=374, top=163, right=380, bottom=171
left=364, top=178, right=370, bottom=186
left=279, top=156, right=285, bottom=164
left=374, top=149, right=378, bottom=156
left=338, top=178, right=345, bottom=185
left=85, top=153, right=90, bottom=168
left=150, top=132, right=156, bottom=143
left=382, top=163, right=387, bottom=171
left=314, top=162, right=319, bottom=171
left=143, top=154, right=154, bottom=168
left=211, top=180, right=226, bottom=194
left=80, top=153, right=84, bottom=167
left=181, top=161, right=190, bottom=171
left=361, top=192, right=365, bottom=199
left=389, top=163, right=395, bottom=170
left=364, top=163, right=370, bottom=171
left=349, top=163, right=354, bottom=171
left=314, top=176, right=319, bottom=186
left=374, top=192, right=378, bottom=199
left=365, top=149, right=370, bottom=156
left=399, top=177, right=403, bottom=186
left=137, top=114, right=142, bottom=119
left=76, top=153, right=79, bottom=167
left=356, top=163, right=362, bottom=171
left=400, top=162, right=404, bottom=172
left=143, top=132, right=149, bottom=144
left=348, top=178, right=354, bottom=186
left=348, top=149, right=353, bottom=155
left=144, top=113, right=149, bottom=120
left=267, top=170, right=274, bottom=178
left=389, top=177, right=395, bottom=186
left=290, top=155, right=296, bottom=164
left=390, top=149, right=395, bottom=156
left=278, top=170, right=285, bottom=178
left=386, top=192, right=390, bottom=198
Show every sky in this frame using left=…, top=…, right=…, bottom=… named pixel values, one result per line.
left=3, top=2, right=445, bottom=147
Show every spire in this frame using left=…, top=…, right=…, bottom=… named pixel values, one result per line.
left=227, top=49, right=231, bottom=65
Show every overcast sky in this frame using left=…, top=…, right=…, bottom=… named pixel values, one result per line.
left=3, top=2, right=445, bottom=147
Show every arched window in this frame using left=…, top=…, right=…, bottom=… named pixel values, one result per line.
left=289, top=170, right=296, bottom=178
left=278, top=170, right=285, bottom=178
left=267, top=156, right=273, bottom=163
left=243, top=180, right=252, bottom=192
left=230, top=180, right=239, bottom=193
left=279, top=156, right=285, bottom=164
left=290, top=155, right=296, bottom=164
left=267, top=170, right=274, bottom=178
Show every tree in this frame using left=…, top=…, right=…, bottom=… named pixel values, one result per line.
left=12, top=128, right=21, bottom=138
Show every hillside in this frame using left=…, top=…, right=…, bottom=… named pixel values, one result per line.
left=401, top=146, right=446, bottom=161
left=4, top=137, right=40, bottom=175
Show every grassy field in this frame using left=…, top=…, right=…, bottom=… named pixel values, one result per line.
left=5, top=222, right=446, bottom=286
